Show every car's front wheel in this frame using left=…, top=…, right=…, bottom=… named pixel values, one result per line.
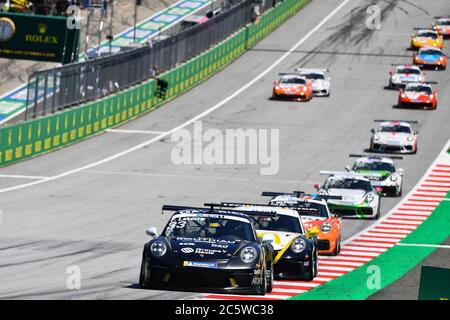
left=139, top=255, right=148, bottom=289
left=266, top=263, right=274, bottom=293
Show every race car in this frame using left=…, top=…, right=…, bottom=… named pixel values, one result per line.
left=220, top=202, right=318, bottom=281
left=388, top=65, right=425, bottom=89
left=347, top=154, right=404, bottom=197
left=262, top=191, right=342, bottom=256
left=295, top=68, right=331, bottom=96
left=315, top=171, right=381, bottom=219
left=139, top=205, right=275, bottom=295
left=410, top=29, right=443, bottom=49
left=413, top=46, right=447, bottom=70
left=272, top=73, right=313, bottom=101
left=398, top=82, right=437, bottom=109
left=432, top=18, right=450, bottom=38
left=369, top=120, right=419, bottom=154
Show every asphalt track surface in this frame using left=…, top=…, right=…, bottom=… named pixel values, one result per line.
left=0, top=0, right=449, bottom=299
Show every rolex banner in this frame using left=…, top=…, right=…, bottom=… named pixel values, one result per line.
left=0, top=12, right=79, bottom=64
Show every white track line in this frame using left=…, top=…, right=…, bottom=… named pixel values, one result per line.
left=396, top=243, right=450, bottom=249
left=105, top=129, right=168, bottom=135
left=0, top=174, right=48, bottom=180
left=0, top=0, right=352, bottom=195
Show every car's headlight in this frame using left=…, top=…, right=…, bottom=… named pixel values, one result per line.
left=366, top=193, right=375, bottom=202
left=390, top=174, right=398, bottom=182
left=303, top=87, right=307, bottom=92
left=291, top=238, right=307, bottom=253
left=407, top=135, right=414, bottom=141
left=240, top=247, right=257, bottom=264
left=374, top=134, right=380, bottom=140
left=317, top=190, right=327, bottom=196
left=151, top=241, right=167, bottom=257
left=321, top=223, right=332, bottom=233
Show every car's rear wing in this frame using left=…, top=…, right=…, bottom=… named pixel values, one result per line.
left=349, top=154, right=403, bottom=160
left=278, top=73, right=305, bottom=77
left=295, top=68, right=329, bottom=73
left=162, top=204, right=277, bottom=217
left=374, top=119, right=418, bottom=124
left=412, top=27, right=437, bottom=31
left=320, top=171, right=382, bottom=179
left=261, top=191, right=342, bottom=201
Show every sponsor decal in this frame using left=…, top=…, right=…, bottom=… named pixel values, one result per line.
left=181, top=247, right=194, bottom=254
left=183, top=261, right=218, bottom=269
left=195, top=248, right=226, bottom=255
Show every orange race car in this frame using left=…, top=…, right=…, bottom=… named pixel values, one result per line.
left=272, top=73, right=313, bottom=102
left=432, top=18, right=450, bottom=38
left=413, top=46, right=447, bottom=70
left=263, top=191, right=342, bottom=256
left=410, top=29, right=443, bottom=49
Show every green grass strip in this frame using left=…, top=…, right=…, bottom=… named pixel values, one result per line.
left=291, top=191, right=450, bottom=300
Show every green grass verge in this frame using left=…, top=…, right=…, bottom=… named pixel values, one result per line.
left=291, top=191, right=450, bottom=300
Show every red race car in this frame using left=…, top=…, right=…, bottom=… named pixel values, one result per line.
left=398, top=82, right=437, bottom=110
left=272, top=73, right=313, bottom=102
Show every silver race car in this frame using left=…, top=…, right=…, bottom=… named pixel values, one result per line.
left=347, top=154, right=404, bottom=197
left=388, top=64, right=425, bottom=89
left=295, top=68, right=331, bottom=96
left=369, top=120, right=418, bottom=154
left=314, top=171, right=381, bottom=219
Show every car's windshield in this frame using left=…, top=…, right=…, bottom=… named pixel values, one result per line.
left=325, top=177, right=372, bottom=192
left=291, top=202, right=329, bottom=218
left=280, top=77, right=306, bottom=84
left=353, top=161, right=395, bottom=173
left=380, top=125, right=412, bottom=133
left=405, top=85, right=432, bottom=93
left=251, top=215, right=303, bottom=234
left=436, top=20, right=450, bottom=26
left=397, top=68, right=420, bottom=74
left=164, top=214, right=255, bottom=241
left=420, top=49, right=442, bottom=55
left=417, top=31, right=437, bottom=39
left=302, top=73, right=325, bottom=80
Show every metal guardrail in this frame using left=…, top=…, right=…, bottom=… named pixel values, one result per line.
left=25, top=0, right=278, bottom=120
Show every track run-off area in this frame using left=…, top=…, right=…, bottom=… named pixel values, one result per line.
left=0, top=0, right=449, bottom=299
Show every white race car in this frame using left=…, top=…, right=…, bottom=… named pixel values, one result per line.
left=388, top=65, right=425, bottom=89
left=315, top=171, right=381, bottom=219
left=295, top=68, right=331, bottom=96
left=347, top=154, right=404, bottom=197
left=370, top=120, right=418, bottom=154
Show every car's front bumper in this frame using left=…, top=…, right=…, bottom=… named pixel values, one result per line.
left=328, top=203, right=376, bottom=219
left=371, top=142, right=415, bottom=153
left=275, top=256, right=311, bottom=279
left=142, top=261, right=264, bottom=294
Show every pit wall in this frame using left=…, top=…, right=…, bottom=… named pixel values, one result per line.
left=0, top=0, right=311, bottom=166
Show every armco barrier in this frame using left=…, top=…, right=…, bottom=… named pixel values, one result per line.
left=0, top=0, right=311, bottom=167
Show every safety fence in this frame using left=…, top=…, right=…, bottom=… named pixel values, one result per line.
left=25, top=0, right=280, bottom=119
left=0, top=0, right=311, bottom=167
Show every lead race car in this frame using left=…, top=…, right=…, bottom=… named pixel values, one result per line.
left=262, top=191, right=342, bottom=256
left=369, top=120, right=419, bottom=154
left=295, top=68, right=331, bottom=96
left=218, top=202, right=318, bottom=281
left=398, top=82, right=437, bottom=109
left=347, top=154, right=404, bottom=197
left=388, top=64, right=425, bottom=89
left=139, top=205, right=275, bottom=295
left=315, top=171, right=381, bottom=219
left=432, top=17, right=450, bottom=38
left=272, top=73, right=313, bottom=101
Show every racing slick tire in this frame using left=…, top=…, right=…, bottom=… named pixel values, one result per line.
left=266, top=263, right=274, bottom=294
left=396, top=184, right=403, bottom=197
left=371, top=200, right=381, bottom=220
left=139, top=253, right=149, bottom=289
left=256, top=264, right=268, bottom=295
left=332, top=235, right=341, bottom=256
left=305, top=251, right=318, bottom=281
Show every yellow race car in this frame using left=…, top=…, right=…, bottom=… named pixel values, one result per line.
left=410, top=29, right=443, bottom=49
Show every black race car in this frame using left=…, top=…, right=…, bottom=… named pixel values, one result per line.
left=139, top=205, right=275, bottom=295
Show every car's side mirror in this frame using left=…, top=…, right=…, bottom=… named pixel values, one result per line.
left=146, top=227, right=158, bottom=238
left=389, top=71, right=393, bottom=75
left=261, top=233, right=275, bottom=244
left=414, top=130, right=419, bottom=134
left=345, top=165, right=351, bottom=172
left=314, top=183, right=320, bottom=190
left=370, top=129, right=375, bottom=134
